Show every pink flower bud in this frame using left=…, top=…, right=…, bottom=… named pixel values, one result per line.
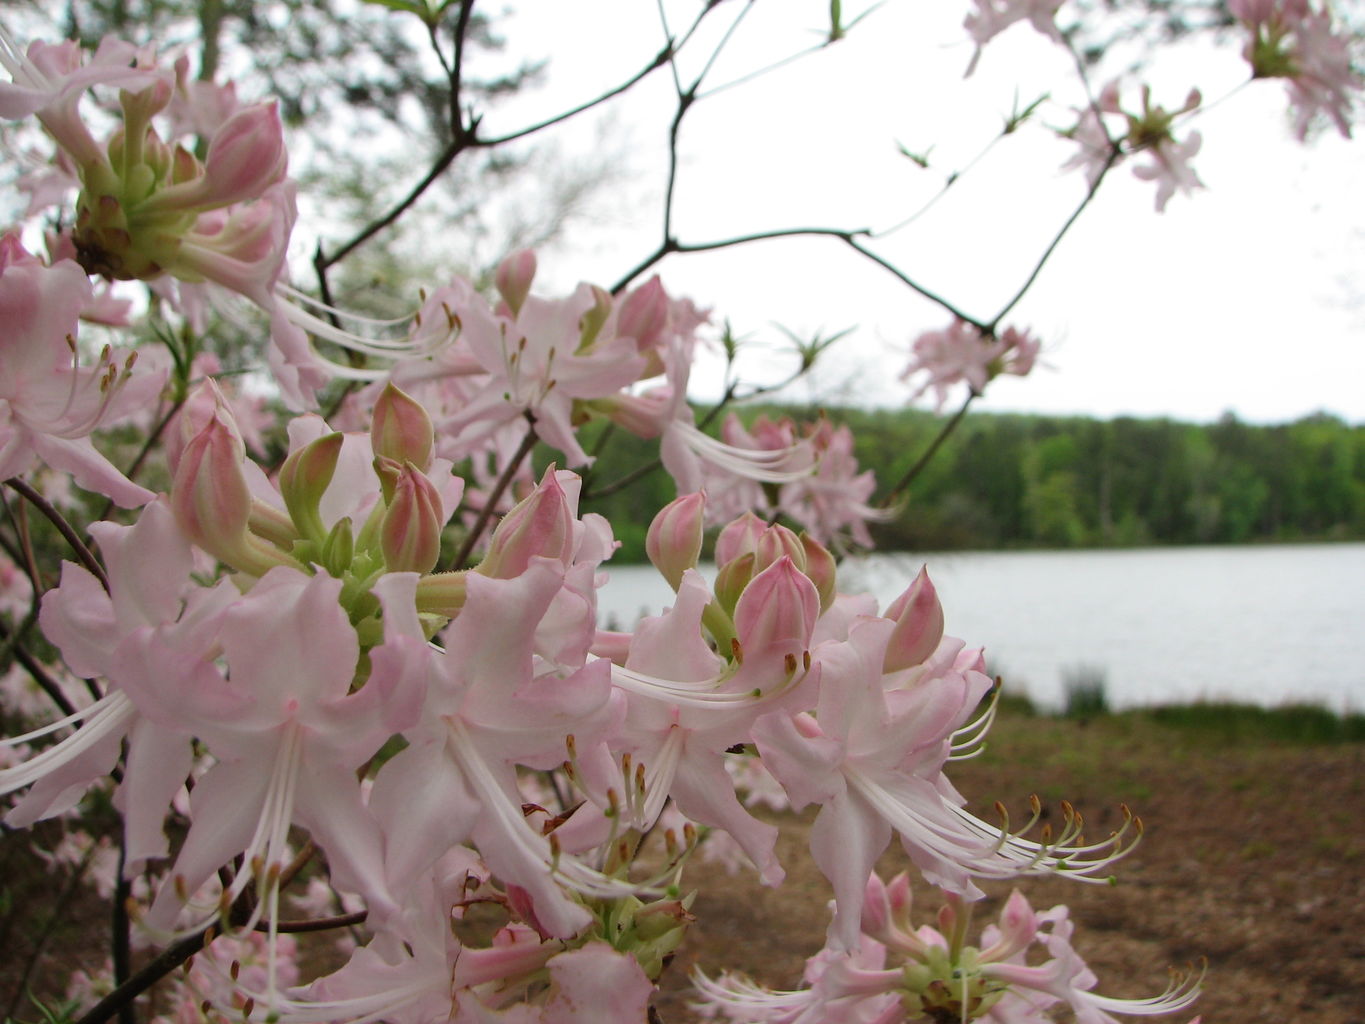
left=370, top=382, right=434, bottom=471
left=754, top=524, right=807, bottom=575
left=166, top=379, right=237, bottom=477
left=200, top=102, right=287, bottom=207
left=494, top=250, right=537, bottom=317
left=800, top=532, right=837, bottom=613
left=979, top=890, right=1039, bottom=963
left=861, top=871, right=916, bottom=943
left=380, top=462, right=444, bottom=574
left=646, top=492, right=705, bottom=591
left=172, top=411, right=295, bottom=575
left=278, top=431, right=343, bottom=542
left=883, top=565, right=944, bottom=673
left=615, top=276, right=670, bottom=352
left=733, top=556, right=818, bottom=658
left=714, top=511, right=766, bottom=566
left=477, top=466, right=574, bottom=579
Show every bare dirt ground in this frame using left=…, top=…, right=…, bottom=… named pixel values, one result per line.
left=652, top=711, right=1365, bottom=1023
left=3, top=711, right=1362, bottom=1023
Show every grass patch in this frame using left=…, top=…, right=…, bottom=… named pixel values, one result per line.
left=1140, top=701, right=1365, bottom=744
left=1061, top=664, right=1109, bottom=719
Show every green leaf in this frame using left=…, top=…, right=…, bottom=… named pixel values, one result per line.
left=896, top=141, right=933, bottom=168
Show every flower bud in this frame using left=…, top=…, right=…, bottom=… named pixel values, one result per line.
left=800, top=532, right=837, bottom=613
left=733, top=557, right=818, bottom=658
left=861, top=871, right=916, bottom=944
left=172, top=411, right=298, bottom=575
left=714, top=511, right=766, bottom=566
left=200, top=103, right=287, bottom=207
left=494, top=250, right=537, bottom=316
left=380, top=462, right=444, bottom=574
left=320, top=516, right=355, bottom=578
left=646, top=493, right=705, bottom=591
left=278, top=431, right=343, bottom=543
left=166, top=379, right=234, bottom=477
left=882, top=566, right=944, bottom=674
left=476, top=467, right=574, bottom=579
left=370, top=382, right=434, bottom=472
left=616, top=276, right=670, bottom=353
left=753, top=523, right=807, bottom=575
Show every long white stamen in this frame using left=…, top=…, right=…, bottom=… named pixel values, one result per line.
left=949, top=685, right=998, bottom=760
left=672, top=421, right=818, bottom=483
left=0, top=691, right=133, bottom=796
left=1, top=692, right=113, bottom=747
left=845, top=765, right=1137, bottom=883
left=444, top=717, right=648, bottom=900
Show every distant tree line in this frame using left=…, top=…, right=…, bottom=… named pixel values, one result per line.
left=567, top=408, right=1365, bottom=559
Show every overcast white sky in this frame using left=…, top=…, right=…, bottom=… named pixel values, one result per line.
left=486, top=0, right=1365, bottom=425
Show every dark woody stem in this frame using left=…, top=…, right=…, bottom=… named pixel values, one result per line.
left=449, top=416, right=539, bottom=570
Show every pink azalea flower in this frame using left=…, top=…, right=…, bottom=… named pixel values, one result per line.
left=0, top=33, right=166, bottom=165
left=1132, top=127, right=1204, bottom=213
left=7, top=500, right=225, bottom=871
left=696, top=876, right=1202, bottom=1023
left=369, top=471, right=635, bottom=940
left=0, top=239, right=165, bottom=506
left=752, top=615, right=1137, bottom=950
left=964, top=0, right=1065, bottom=75
left=776, top=419, right=888, bottom=550
left=1230, top=0, right=1361, bottom=139
left=902, top=319, right=1042, bottom=410
left=120, top=568, right=425, bottom=937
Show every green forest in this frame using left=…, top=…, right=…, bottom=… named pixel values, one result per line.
left=570, top=408, right=1365, bottom=559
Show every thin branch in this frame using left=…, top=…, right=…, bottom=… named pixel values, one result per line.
left=690, top=0, right=756, bottom=93
left=871, top=132, right=1008, bottom=239
left=611, top=226, right=862, bottom=295
left=4, top=478, right=109, bottom=593
left=988, top=145, right=1120, bottom=328
left=73, top=928, right=209, bottom=1024
left=254, top=910, right=368, bottom=935
left=319, top=23, right=674, bottom=272
left=112, top=838, right=134, bottom=1024
left=0, top=620, right=80, bottom=718
left=2, top=487, right=43, bottom=597
left=477, top=42, right=676, bottom=147
left=448, top=0, right=478, bottom=133
left=841, top=235, right=986, bottom=329
left=878, top=391, right=975, bottom=507
left=316, top=143, right=462, bottom=272
left=695, top=39, right=830, bottom=101
left=583, top=456, right=663, bottom=502
left=449, top=417, right=539, bottom=570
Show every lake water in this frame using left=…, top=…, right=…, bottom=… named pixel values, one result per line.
left=596, top=543, right=1365, bottom=712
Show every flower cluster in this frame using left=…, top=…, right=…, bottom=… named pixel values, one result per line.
left=10, top=3, right=1356, bottom=1017
left=695, top=873, right=1204, bottom=1023
left=901, top=320, right=1042, bottom=410
left=1229, top=0, right=1360, bottom=139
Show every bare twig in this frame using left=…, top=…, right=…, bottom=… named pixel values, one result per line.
left=878, top=391, right=975, bottom=507
left=4, top=478, right=108, bottom=593
left=73, top=929, right=209, bottom=1024
left=449, top=417, right=539, bottom=570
